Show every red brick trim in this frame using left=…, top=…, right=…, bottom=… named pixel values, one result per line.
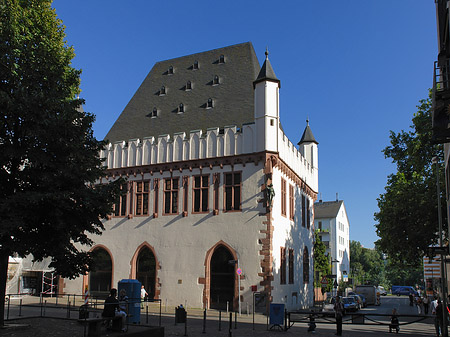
left=129, top=242, right=161, bottom=299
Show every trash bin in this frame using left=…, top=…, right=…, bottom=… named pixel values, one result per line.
left=118, top=279, right=141, bottom=324
left=175, top=306, right=186, bottom=323
left=79, top=304, right=89, bottom=319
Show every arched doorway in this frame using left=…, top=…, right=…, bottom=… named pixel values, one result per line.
left=136, top=246, right=156, bottom=299
left=210, top=245, right=235, bottom=310
left=89, top=247, right=112, bottom=298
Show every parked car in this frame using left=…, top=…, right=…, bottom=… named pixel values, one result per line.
left=391, top=286, right=418, bottom=296
left=377, top=286, right=387, bottom=296
left=349, top=294, right=363, bottom=310
left=348, top=291, right=367, bottom=307
left=322, top=296, right=336, bottom=316
left=342, top=297, right=358, bottom=313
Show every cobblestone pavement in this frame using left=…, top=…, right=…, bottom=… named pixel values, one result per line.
left=1, top=314, right=435, bottom=337
left=1, top=296, right=436, bottom=337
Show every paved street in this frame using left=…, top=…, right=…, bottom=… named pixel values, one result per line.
left=2, top=295, right=437, bottom=336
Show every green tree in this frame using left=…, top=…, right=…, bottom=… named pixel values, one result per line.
left=0, top=0, right=121, bottom=325
left=374, top=94, right=446, bottom=266
left=350, top=241, right=387, bottom=287
left=314, top=230, right=332, bottom=292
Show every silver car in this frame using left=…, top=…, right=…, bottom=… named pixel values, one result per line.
left=322, top=296, right=336, bottom=316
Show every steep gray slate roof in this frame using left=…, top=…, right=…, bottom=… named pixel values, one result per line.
left=253, top=50, right=280, bottom=87
left=298, top=121, right=318, bottom=145
left=314, top=200, right=343, bottom=219
left=105, top=42, right=261, bottom=143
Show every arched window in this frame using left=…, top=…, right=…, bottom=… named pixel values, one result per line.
left=136, top=246, right=156, bottom=299
left=303, top=247, right=309, bottom=284
left=89, top=247, right=112, bottom=297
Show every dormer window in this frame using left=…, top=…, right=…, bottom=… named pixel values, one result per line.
left=160, top=85, right=166, bottom=96
left=178, top=103, right=184, bottom=113
left=186, top=81, right=192, bottom=91
left=152, top=107, right=158, bottom=118
left=207, top=98, right=213, bottom=109
left=219, top=54, right=225, bottom=64
left=213, top=75, right=219, bottom=86
left=168, top=66, right=174, bottom=75
left=193, top=61, right=199, bottom=70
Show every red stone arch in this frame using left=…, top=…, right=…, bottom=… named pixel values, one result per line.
left=199, top=240, right=238, bottom=309
left=82, top=244, right=115, bottom=295
left=129, top=242, right=161, bottom=299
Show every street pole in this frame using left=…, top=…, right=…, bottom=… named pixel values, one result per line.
left=434, top=156, right=448, bottom=337
left=238, top=259, right=241, bottom=316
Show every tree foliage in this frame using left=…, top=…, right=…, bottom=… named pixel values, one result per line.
left=0, top=0, right=121, bottom=324
left=374, top=94, right=446, bottom=266
left=350, top=240, right=386, bottom=286
left=313, top=230, right=332, bottom=291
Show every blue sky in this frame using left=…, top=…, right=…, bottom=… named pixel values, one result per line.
left=51, top=1, right=437, bottom=249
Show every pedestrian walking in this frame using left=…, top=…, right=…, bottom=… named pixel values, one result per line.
left=141, top=285, right=148, bottom=309
left=409, top=293, right=414, bottom=306
left=435, top=299, right=443, bottom=336
left=416, top=296, right=423, bottom=314
left=423, top=295, right=430, bottom=315
left=334, top=296, right=344, bottom=336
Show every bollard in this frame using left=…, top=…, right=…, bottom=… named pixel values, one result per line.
left=202, top=308, right=206, bottom=333
left=68, top=301, right=71, bottom=319
left=234, top=311, right=237, bottom=329
left=229, top=312, right=232, bottom=337
left=19, top=298, right=22, bottom=317
left=219, top=310, right=221, bottom=331
left=159, top=300, right=162, bottom=327
left=247, top=302, right=249, bottom=316
left=227, top=301, right=229, bottom=313
left=6, top=295, right=10, bottom=320
left=44, top=300, right=47, bottom=316
left=184, top=315, right=188, bottom=336
left=40, top=298, right=43, bottom=317
left=146, top=304, right=149, bottom=324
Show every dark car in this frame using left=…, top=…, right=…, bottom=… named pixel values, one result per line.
left=348, top=291, right=367, bottom=307
left=349, top=295, right=363, bottom=310
left=342, top=297, right=358, bottom=313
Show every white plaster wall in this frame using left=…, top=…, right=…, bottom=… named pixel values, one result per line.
left=270, top=168, right=314, bottom=310
left=65, top=163, right=267, bottom=309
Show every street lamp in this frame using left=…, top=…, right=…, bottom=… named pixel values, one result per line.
left=432, top=156, right=448, bottom=337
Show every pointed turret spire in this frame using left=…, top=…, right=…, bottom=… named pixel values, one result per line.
left=253, top=48, right=280, bottom=88
left=298, top=119, right=318, bottom=145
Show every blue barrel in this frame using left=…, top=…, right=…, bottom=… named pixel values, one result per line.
left=118, top=279, right=141, bottom=324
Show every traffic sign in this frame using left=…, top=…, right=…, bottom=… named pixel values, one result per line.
left=237, top=268, right=242, bottom=275
left=321, top=277, right=328, bottom=285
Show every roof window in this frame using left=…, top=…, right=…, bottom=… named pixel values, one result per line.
left=186, top=81, right=192, bottom=91
left=152, top=107, right=158, bottom=118
left=219, top=54, right=225, bottom=64
left=213, top=75, right=219, bottom=86
left=206, top=98, right=213, bottom=109
left=160, top=85, right=166, bottom=96
left=168, top=66, right=174, bottom=75
left=193, top=61, right=199, bottom=70
left=178, top=103, right=184, bottom=113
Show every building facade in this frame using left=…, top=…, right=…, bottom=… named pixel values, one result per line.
left=313, top=200, right=350, bottom=284
left=13, top=43, right=319, bottom=311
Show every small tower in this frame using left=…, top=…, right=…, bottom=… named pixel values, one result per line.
left=298, top=119, right=318, bottom=170
left=253, top=49, right=280, bottom=152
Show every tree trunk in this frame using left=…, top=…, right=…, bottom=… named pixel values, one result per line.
left=0, top=251, right=9, bottom=326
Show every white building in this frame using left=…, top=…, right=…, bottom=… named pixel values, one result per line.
left=314, top=200, right=350, bottom=284
left=10, top=43, right=319, bottom=311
